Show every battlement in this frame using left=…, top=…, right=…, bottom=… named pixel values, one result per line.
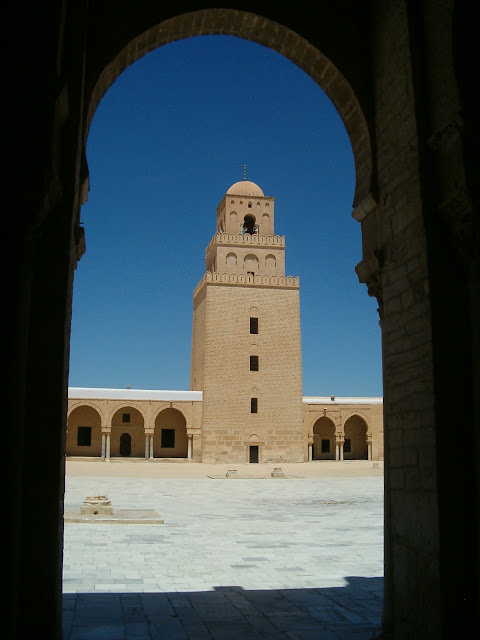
left=193, top=271, right=299, bottom=298
left=205, top=232, right=285, bottom=258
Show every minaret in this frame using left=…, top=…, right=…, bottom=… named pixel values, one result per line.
left=191, top=178, right=304, bottom=463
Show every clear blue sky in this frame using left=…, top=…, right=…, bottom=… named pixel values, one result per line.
left=69, top=35, right=382, bottom=397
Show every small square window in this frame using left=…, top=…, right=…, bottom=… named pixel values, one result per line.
left=251, top=398, right=258, bottom=413
left=250, top=317, right=258, bottom=334
left=161, top=429, right=175, bottom=448
left=77, top=426, right=92, bottom=447
left=321, top=439, right=330, bottom=453
left=122, top=413, right=130, bottom=423
left=250, top=355, right=259, bottom=371
left=344, top=438, right=351, bottom=453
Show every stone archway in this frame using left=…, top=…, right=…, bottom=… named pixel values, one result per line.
left=312, top=416, right=336, bottom=460
left=343, top=415, right=368, bottom=460
left=66, top=405, right=102, bottom=457
left=83, top=9, right=374, bottom=213
left=9, top=4, right=478, bottom=639
left=110, top=406, right=145, bottom=458
left=154, top=408, right=188, bottom=458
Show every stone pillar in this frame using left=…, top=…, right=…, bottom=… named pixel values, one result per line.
left=308, top=442, right=313, bottom=461
left=101, top=427, right=111, bottom=460
left=187, top=435, right=192, bottom=461
left=336, top=434, right=344, bottom=461
left=106, top=434, right=111, bottom=461
left=367, top=434, right=373, bottom=461
left=144, top=429, right=154, bottom=460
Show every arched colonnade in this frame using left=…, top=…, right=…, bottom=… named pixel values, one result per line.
left=304, top=399, right=383, bottom=462
left=66, top=390, right=203, bottom=461
left=309, top=414, right=371, bottom=461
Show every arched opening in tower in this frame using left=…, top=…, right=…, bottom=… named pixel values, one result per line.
left=242, top=214, right=257, bottom=235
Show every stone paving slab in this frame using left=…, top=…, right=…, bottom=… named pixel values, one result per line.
left=62, top=585, right=383, bottom=639
left=64, top=508, right=164, bottom=524
left=62, top=465, right=384, bottom=639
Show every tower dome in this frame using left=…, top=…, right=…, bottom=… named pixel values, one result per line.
left=226, top=180, right=264, bottom=197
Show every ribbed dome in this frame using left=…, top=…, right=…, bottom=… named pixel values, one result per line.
left=226, top=180, right=264, bottom=197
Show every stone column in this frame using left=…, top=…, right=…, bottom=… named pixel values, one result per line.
left=187, top=435, right=192, bottom=461
left=367, top=434, right=373, bottom=461
left=102, top=427, right=111, bottom=460
left=145, top=429, right=154, bottom=460
left=106, top=433, right=111, bottom=461
left=336, top=433, right=344, bottom=461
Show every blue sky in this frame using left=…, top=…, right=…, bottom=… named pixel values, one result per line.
left=69, top=35, right=382, bottom=397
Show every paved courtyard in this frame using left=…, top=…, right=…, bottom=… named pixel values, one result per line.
left=62, top=461, right=384, bottom=639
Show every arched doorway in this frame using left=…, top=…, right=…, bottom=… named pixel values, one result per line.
left=248, top=434, right=262, bottom=463
left=119, top=433, right=131, bottom=457
left=154, top=408, right=187, bottom=458
left=343, top=415, right=368, bottom=460
left=66, top=405, right=102, bottom=457
left=110, top=407, right=145, bottom=458
left=312, top=416, right=336, bottom=460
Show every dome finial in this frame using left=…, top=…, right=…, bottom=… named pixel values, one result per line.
left=243, top=164, right=247, bottom=181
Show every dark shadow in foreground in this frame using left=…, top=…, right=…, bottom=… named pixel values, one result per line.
left=62, top=576, right=383, bottom=639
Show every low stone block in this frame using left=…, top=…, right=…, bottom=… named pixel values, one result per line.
left=81, top=495, right=113, bottom=515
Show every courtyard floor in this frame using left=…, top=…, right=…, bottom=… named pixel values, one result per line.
left=62, top=460, right=384, bottom=639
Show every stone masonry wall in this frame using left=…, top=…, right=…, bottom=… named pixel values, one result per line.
left=200, top=282, right=304, bottom=463
left=371, top=1, right=440, bottom=636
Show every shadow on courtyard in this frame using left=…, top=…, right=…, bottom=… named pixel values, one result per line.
left=62, top=576, right=384, bottom=639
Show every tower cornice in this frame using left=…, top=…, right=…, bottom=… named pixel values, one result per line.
left=193, top=271, right=299, bottom=299
left=205, top=232, right=285, bottom=260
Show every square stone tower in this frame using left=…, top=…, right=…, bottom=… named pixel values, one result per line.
left=191, top=178, right=304, bottom=463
